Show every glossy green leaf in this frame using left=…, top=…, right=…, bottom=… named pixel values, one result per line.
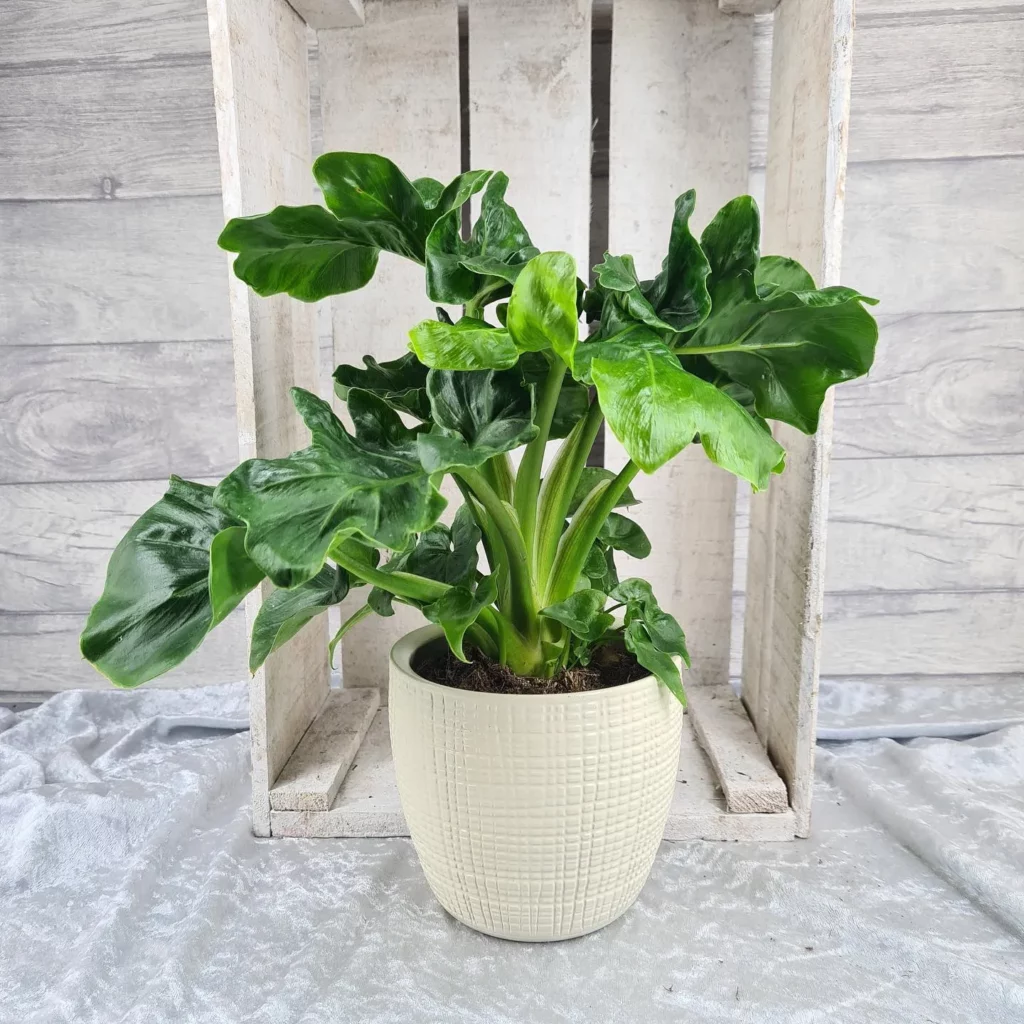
left=313, top=152, right=431, bottom=262
left=217, top=205, right=379, bottom=302
left=374, top=505, right=481, bottom=590
left=587, top=329, right=786, bottom=487
left=505, top=252, right=580, bottom=361
left=755, top=255, right=815, bottom=297
left=566, top=467, right=637, bottom=515
left=643, top=190, right=712, bottom=331
left=333, top=352, right=430, bottom=420
left=367, top=586, right=397, bottom=617
left=540, top=589, right=614, bottom=643
left=422, top=574, right=498, bottom=662
left=700, top=195, right=760, bottom=287
left=408, top=316, right=519, bottom=370
left=598, top=512, right=650, bottom=559
left=413, top=177, right=444, bottom=207
left=208, top=526, right=265, bottom=627
left=434, top=169, right=493, bottom=218
left=623, top=621, right=686, bottom=705
left=80, top=477, right=242, bottom=688
left=249, top=565, right=349, bottom=672
left=417, top=368, right=538, bottom=473
left=593, top=253, right=675, bottom=332
left=214, top=388, right=446, bottom=587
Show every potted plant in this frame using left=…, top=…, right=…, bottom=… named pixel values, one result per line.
left=81, top=153, right=877, bottom=941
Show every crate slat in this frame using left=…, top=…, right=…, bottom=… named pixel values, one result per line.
left=742, top=0, right=854, bottom=837
left=207, top=0, right=330, bottom=836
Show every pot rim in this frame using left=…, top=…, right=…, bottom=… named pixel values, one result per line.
left=390, top=624, right=661, bottom=704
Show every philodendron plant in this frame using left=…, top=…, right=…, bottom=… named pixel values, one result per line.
left=81, top=153, right=878, bottom=703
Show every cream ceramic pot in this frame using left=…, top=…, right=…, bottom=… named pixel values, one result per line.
left=389, top=625, right=684, bottom=941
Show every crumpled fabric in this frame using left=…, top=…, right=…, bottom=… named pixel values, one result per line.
left=1, top=685, right=1022, bottom=1024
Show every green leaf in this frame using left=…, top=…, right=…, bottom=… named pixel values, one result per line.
left=249, top=565, right=349, bottom=672
left=408, top=316, right=520, bottom=370
left=313, top=151, right=431, bottom=262
left=623, top=621, right=686, bottom=705
left=644, top=190, right=712, bottom=331
left=598, top=512, right=650, bottom=559
left=587, top=329, right=786, bottom=487
left=417, top=368, right=538, bottom=472
left=700, top=195, right=760, bottom=287
left=333, top=352, right=430, bottom=420
left=413, top=177, right=444, bottom=207
left=425, top=172, right=534, bottom=305
left=433, top=169, right=493, bottom=218
left=367, top=586, right=397, bottom=617
left=208, top=526, right=265, bottom=627
left=755, top=255, right=815, bottom=297
left=423, top=574, right=498, bottom=662
left=567, top=467, right=637, bottom=515
left=506, top=251, right=580, bottom=362
left=541, top=589, right=614, bottom=643
left=584, top=541, right=620, bottom=593
left=214, top=388, right=446, bottom=587
left=593, top=253, right=676, bottom=332
left=80, top=478, right=242, bottom=688
left=684, top=285, right=879, bottom=434
left=217, top=205, right=379, bottom=302
left=374, top=505, right=481, bottom=591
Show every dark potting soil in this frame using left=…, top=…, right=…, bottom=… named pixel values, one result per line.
left=413, top=639, right=648, bottom=695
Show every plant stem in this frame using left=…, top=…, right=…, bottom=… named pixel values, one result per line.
left=328, top=539, right=449, bottom=603
left=513, top=355, right=566, bottom=558
left=677, top=339, right=804, bottom=356
left=464, top=299, right=483, bottom=320
left=545, top=461, right=640, bottom=606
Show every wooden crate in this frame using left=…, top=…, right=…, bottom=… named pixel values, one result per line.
left=206, top=0, right=855, bottom=840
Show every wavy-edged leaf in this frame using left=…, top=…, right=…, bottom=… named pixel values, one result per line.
left=249, top=565, right=349, bottom=672
left=423, top=574, right=498, bottom=662
left=506, top=251, right=580, bottom=362
left=700, top=194, right=760, bottom=287
left=333, top=352, right=430, bottom=420
left=313, top=151, right=431, bottom=262
left=209, top=526, right=265, bottom=627
left=586, top=329, right=786, bottom=487
left=214, top=388, right=446, bottom=587
left=408, top=316, right=519, bottom=370
left=80, top=477, right=241, bottom=688
left=644, top=190, right=711, bottom=331
left=598, top=512, right=650, bottom=559
left=593, top=253, right=675, bottom=332
left=217, top=205, right=379, bottom=302
left=755, top=255, right=814, bottom=297
left=417, top=368, right=538, bottom=472
left=541, top=588, right=614, bottom=643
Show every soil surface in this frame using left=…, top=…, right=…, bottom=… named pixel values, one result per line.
left=413, top=640, right=648, bottom=695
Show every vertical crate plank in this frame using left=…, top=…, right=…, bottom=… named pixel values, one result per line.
left=742, top=0, right=854, bottom=836
left=605, top=0, right=754, bottom=690
left=318, top=0, right=461, bottom=695
left=467, top=0, right=592, bottom=271
left=207, top=0, right=330, bottom=835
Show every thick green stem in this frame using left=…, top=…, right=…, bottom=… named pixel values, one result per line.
left=545, top=461, right=640, bottom=606
left=532, top=400, right=604, bottom=593
left=329, top=539, right=449, bottom=603
left=513, top=355, right=566, bottom=557
left=454, top=467, right=539, bottom=644
left=482, top=452, right=515, bottom=505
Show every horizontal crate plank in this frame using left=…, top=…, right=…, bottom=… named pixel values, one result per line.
left=856, top=0, right=1024, bottom=18
left=0, top=58, right=220, bottom=200
left=0, top=611, right=247, bottom=692
left=270, top=709, right=798, bottom=841
left=735, top=455, right=1024, bottom=594
left=0, top=0, right=211, bottom=66
left=841, top=156, right=1024, bottom=314
left=0, top=478, right=222, bottom=613
left=269, top=687, right=380, bottom=812
left=0, top=197, right=231, bottom=346
left=1, top=342, right=237, bottom=484
left=751, top=16, right=1024, bottom=167
left=833, top=311, right=1024, bottom=459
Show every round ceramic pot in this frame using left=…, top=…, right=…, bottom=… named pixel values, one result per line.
left=388, top=625, right=683, bottom=941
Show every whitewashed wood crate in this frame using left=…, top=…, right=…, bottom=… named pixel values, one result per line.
left=206, top=0, right=855, bottom=841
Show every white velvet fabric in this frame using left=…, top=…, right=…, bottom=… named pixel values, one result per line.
left=1, top=685, right=1022, bottom=1023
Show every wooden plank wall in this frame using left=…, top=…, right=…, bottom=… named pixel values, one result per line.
left=2, top=0, right=1022, bottom=703
left=0, top=0, right=247, bottom=694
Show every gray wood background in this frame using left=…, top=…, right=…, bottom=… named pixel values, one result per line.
left=1, top=0, right=1021, bottom=699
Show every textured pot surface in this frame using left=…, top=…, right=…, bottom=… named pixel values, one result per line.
left=389, top=626, right=684, bottom=941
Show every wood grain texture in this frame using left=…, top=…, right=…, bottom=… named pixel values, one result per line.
left=288, top=0, right=364, bottom=29
left=0, top=0, right=211, bottom=66
left=832, top=312, right=1024, bottom=459
left=0, top=610, right=246, bottom=693
left=1, top=342, right=237, bottom=484
left=842, top=156, right=1024, bottom=315
left=0, top=58, right=220, bottom=200
left=468, top=0, right=592, bottom=267
left=606, top=0, right=752, bottom=690
left=742, top=0, right=853, bottom=837
left=0, top=477, right=220, bottom=614
left=719, top=0, right=778, bottom=13
left=319, top=0, right=461, bottom=694
left=269, top=687, right=380, bottom=811
left=0, top=197, right=230, bottom=346
left=207, top=0, right=329, bottom=836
